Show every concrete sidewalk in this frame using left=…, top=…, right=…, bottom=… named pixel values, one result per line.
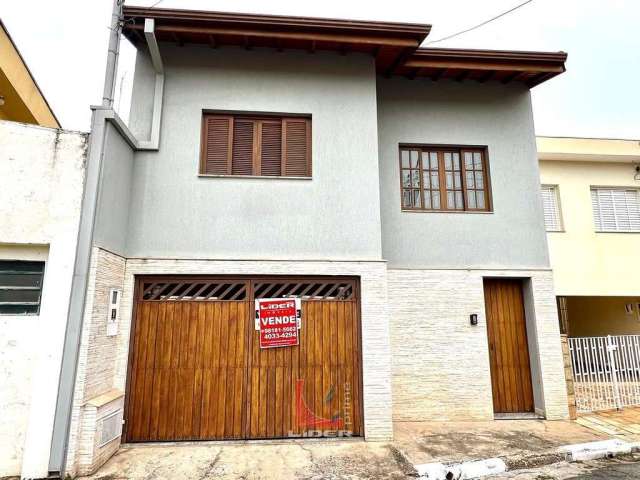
left=78, top=440, right=413, bottom=480
left=394, top=419, right=607, bottom=467
left=79, top=420, right=610, bottom=480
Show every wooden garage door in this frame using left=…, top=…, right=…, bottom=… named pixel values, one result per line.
left=484, top=278, right=535, bottom=414
left=124, top=277, right=363, bottom=442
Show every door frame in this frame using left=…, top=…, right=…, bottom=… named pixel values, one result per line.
left=483, top=277, right=537, bottom=416
left=122, top=274, right=365, bottom=442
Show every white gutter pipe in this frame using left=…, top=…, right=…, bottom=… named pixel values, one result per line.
left=138, top=18, right=164, bottom=150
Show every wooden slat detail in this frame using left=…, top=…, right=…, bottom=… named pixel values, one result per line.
left=231, top=119, right=255, bottom=175
left=125, top=276, right=363, bottom=442
left=283, top=118, right=310, bottom=176
left=260, top=120, right=282, bottom=176
left=201, top=116, right=232, bottom=174
left=484, top=278, right=534, bottom=414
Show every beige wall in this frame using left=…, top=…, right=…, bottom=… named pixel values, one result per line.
left=539, top=159, right=640, bottom=296
left=568, top=296, right=640, bottom=337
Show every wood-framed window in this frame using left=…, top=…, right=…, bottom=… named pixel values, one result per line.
left=200, top=113, right=311, bottom=177
left=399, top=145, right=492, bottom=212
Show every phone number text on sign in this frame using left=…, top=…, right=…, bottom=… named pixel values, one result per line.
left=255, top=298, right=301, bottom=349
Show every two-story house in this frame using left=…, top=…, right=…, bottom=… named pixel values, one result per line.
left=47, top=5, right=570, bottom=478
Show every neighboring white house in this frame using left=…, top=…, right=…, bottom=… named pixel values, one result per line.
left=0, top=120, right=87, bottom=478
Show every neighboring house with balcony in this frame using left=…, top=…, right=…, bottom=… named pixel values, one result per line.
left=46, top=5, right=570, bottom=478
left=538, top=136, right=640, bottom=337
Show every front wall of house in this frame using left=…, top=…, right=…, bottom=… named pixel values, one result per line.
left=388, top=268, right=568, bottom=421
left=540, top=160, right=640, bottom=296
left=377, top=77, right=550, bottom=269
left=93, top=122, right=135, bottom=256
left=0, top=121, right=86, bottom=477
left=127, top=46, right=382, bottom=261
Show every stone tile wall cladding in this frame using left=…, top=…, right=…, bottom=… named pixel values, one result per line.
left=560, top=334, right=578, bottom=420
left=387, top=269, right=569, bottom=422
left=66, top=248, right=394, bottom=475
left=65, top=248, right=126, bottom=476
left=67, top=250, right=570, bottom=475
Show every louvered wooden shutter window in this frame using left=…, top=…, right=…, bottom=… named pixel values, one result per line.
left=540, top=185, right=562, bottom=231
left=200, top=114, right=311, bottom=177
left=201, top=116, right=232, bottom=175
left=591, top=188, right=640, bottom=232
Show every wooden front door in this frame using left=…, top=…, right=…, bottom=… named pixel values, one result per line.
left=124, top=276, right=363, bottom=442
left=484, top=278, right=535, bottom=414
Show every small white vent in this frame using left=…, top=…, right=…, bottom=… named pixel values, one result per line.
left=99, top=409, right=123, bottom=447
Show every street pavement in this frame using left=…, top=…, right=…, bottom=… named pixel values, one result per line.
left=494, top=453, right=640, bottom=479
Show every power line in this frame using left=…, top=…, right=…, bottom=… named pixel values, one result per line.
left=425, top=0, right=535, bottom=45
left=146, top=0, right=166, bottom=9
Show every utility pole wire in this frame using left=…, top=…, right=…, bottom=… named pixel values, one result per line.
left=146, top=0, right=166, bottom=9
left=425, top=0, right=535, bottom=45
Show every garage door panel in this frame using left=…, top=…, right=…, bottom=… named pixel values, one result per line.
left=125, top=277, right=362, bottom=442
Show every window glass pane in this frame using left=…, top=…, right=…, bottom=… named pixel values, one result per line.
left=454, top=172, right=461, bottom=189
left=421, top=151, right=430, bottom=169
left=455, top=191, right=463, bottom=209
left=0, top=304, right=39, bottom=315
left=431, top=172, right=439, bottom=189
left=402, top=170, right=411, bottom=187
left=410, top=150, right=419, bottom=168
left=423, top=190, right=432, bottom=209
left=430, top=152, right=439, bottom=170
left=432, top=191, right=441, bottom=209
left=447, top=191, right=455, bottom=209
left=466, top=171, right=475, bottom=189
left=475, top=171, right=484, bottom=188
left=0, top=261, right=44, bottom=273
left=413, top=190, right=422, bottom=208
left=411, top=170, right=420, bottom=188
left=467, top=190, right=477, bottom=208
left=473, top=152, right=482, bottom=169
left=464, top=152, right=473, bottom=169
left=402, top=189, right=412, bottom=207
left=401, top=150, right=410, bottom=168
left=444, top=152, right=452, bottom=170
left=0, top=289, right=41, bottom=303
left=0, top=273, right=42, bottom=288
left=445, top=172, right=453, bottom=189
left=476, top=190, right=486, bottom=209
left=453, top=153, right=460, bottom=171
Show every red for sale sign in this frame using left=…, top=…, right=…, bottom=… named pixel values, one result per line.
left=255, top=298, right=301, bottom=349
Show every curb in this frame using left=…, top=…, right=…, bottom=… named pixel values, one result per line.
left=413, top=439, right=636, bottom=479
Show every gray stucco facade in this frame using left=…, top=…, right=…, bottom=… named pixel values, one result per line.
left=121, top=46, right=382, bottom=260
left=377, top=77, right=550, bottom=269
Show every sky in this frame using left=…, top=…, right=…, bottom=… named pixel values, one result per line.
left=1, top=0, right=638, bottom=138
